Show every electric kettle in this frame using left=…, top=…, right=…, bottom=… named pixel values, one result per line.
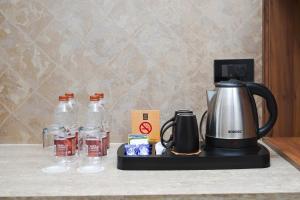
left=200, top=79, right=277, bottom=149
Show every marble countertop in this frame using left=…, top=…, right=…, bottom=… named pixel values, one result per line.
left=1, top=143, right=300, bottom=200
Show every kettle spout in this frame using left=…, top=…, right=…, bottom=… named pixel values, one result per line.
left=206, top=90, right=216, bottom=108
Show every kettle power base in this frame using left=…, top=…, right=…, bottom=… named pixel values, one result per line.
left=117, top=143, right=270, bottom=170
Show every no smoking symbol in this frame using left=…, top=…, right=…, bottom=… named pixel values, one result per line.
left=139, top=122, right=152, bottom=134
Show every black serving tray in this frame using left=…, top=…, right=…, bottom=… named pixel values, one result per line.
left=117, top=143, right=270, bottom=170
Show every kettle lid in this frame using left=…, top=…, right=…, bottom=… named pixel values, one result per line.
left=215, top=79, right=246, bottom=87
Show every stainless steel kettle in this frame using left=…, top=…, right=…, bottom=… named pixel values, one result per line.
left=200, top=80, right=277, bottom=148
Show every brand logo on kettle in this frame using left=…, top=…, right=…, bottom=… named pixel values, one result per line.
left=228, top=130, right=243, bottom=134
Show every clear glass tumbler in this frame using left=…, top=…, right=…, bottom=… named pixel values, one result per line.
left=42, top=125, right=71, bottom=173
left=77, top=127, right=104, bottom=173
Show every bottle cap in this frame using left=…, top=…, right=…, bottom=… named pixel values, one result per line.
left=59, top=96, right=68, bottom=101
left=90, top=95, right=100, bottom=101
left=95, top=93, right=104, bottom=99
left=65, top=92, right=74, bottom=99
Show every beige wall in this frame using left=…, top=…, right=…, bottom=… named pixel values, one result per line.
left=0, top=0, right=262, bottom=143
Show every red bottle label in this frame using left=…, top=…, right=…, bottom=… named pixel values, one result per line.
left=54, top=136, right=76, bottom=157
left=86, top=139, right=101, bottom=157
left=54, top=139, right=66, bottom=157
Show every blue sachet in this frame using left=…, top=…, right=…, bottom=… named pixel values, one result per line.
left=124, top=144, right=138, bottom=156
left=138, top=144, right=151, bottom=155
left=124, top=144, right=152, bottom=156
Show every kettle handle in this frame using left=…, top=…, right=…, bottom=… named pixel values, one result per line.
left=160, top=117, right=175, bottom=145
left=246, top=82, right=278, bottom=138
left=160, top=117, right=174, bottom=137
left=160, top=121, right=175, bottom=148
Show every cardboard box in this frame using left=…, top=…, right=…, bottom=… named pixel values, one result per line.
left=131, top=110, right=160, bottom=143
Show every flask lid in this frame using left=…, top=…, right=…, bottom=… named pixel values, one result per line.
left=215, top=79, right=246, bottom=87
left=59, top=96, right=68, bottom=101
left=90, top=95, right=100, bottom=101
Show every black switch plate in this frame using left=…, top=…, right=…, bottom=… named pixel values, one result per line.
left=214, top=59, right=254, bottom=83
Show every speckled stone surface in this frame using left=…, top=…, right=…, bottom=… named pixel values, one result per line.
left=0, top=143, right=300, bottom=200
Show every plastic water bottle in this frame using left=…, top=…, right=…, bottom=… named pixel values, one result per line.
left=53, top=96, right=76, bottom=162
